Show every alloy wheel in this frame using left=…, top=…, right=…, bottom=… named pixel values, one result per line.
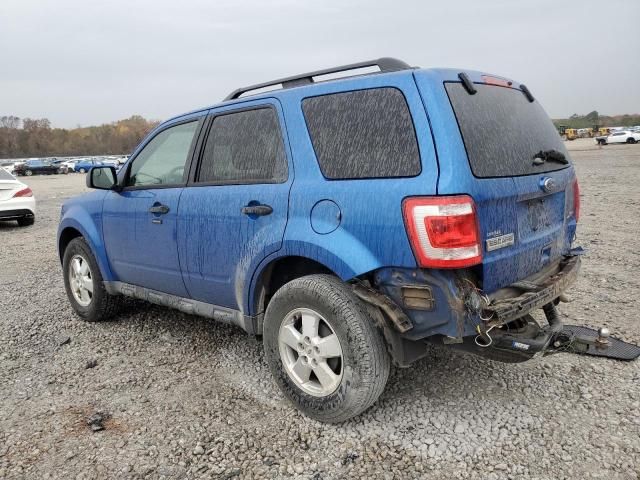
left=69, top=254, right=93, bottom=307
left=278, top=308, right=344, bottom=397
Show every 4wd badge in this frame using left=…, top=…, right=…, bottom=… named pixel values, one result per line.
left=486, top=233, right=515, bottom=252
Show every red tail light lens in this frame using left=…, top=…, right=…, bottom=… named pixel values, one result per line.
left=403, top=195, right=482, bottom=268
left=13, top=187, right=33, bottom=198
left=572, top=178, right=580, bottom=222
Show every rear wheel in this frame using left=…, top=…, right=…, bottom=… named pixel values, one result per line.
left=627, top=138, right=637, bottom=144
left=263, top=274, right=390, bottom=423
left=78, top=168, right=86, bottom=173
left=24, top=169, right=33, bottom=176
left=63, top=237, right=121, bottom=321
left=17, top=216, right=34, bottom=227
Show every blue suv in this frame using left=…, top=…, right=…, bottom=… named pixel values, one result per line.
left=58, top=58, right=581, bottom=422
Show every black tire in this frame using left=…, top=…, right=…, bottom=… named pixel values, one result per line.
left=62, top=237, right=121, bottom=322
left=627, top=138, right=636, bottom=144
left=263, top=274, right=390, bottom=423
left=24, top=169, right=33, bottom=176
left=17, top=216, right=34, bottom=227
left=78, top=168, right=86, bottom=174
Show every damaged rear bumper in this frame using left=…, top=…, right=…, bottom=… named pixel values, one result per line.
left=484, top=254, right=581, bottom=326
left=365, top=252, right=582, bottom=366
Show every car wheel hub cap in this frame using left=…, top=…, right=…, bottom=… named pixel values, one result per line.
left=69, top=255, right=93, bottom=307
left=278, top=308, right=344, bottom=397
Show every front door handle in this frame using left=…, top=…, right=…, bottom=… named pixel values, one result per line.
left=149, top=204, right=170, bottom=214
left=241, top=204, right=273, bottom=216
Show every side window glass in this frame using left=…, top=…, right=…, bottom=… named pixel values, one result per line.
left=197, top=108, right=287, bottom=184
left=127, top=121, right=198, bottom=187
left=302, top=88, right=421, bottom=179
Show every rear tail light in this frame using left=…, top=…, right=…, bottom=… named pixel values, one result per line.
left=402, top=195, right=482, bottom=268
left=572, top=178, right=580, bottom=222
left=13, top=187, right=33, bottom=198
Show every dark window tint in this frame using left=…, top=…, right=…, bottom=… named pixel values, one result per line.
left=198, top=108, right=287, bottom=184
left=446, top=83, right=570, bottom=178
left=302, top=88, right=421, bottom=179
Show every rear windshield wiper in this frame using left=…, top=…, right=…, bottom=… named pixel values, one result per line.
left=532, top=149, right=568, bottom=166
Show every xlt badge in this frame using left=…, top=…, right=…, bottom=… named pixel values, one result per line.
left=486, top=233, right=515, bottom=252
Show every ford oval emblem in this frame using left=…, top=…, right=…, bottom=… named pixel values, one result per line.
left=540, top=177, right=556, bottom=193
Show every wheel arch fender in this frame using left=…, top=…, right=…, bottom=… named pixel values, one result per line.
left=245, top=237, right=382, bottom=317
left=57, top=212, right=114, bottom=281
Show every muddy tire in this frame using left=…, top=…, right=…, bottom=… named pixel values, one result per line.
left=263, top=274, right=390, bottom=423
left=62, top=237, right=122, bottom=322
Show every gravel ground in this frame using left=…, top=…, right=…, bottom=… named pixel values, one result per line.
left=1, top=140, right=639, bottom=479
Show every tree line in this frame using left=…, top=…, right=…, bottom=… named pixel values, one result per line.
left=0, top=115, right=160, bottom=159
left=553, top=111, right=640, bottom=129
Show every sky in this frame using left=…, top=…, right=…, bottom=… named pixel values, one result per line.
left=1, top=0, right=638, bottom=128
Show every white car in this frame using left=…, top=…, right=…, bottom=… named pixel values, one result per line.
left=1, top=161, right=19, bottom=175
left=0, top=169, right=36, bottom=226
left=604, top=130, right=640, bottom=144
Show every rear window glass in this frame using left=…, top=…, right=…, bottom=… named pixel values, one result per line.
left=302, top=88, right=421, bottom=179
left=445, top=83, right=570, bottom=178
left=0, top=169, right=15, bottom=180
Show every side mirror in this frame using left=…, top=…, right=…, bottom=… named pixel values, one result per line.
left=87, top=166, right=119, bottom=190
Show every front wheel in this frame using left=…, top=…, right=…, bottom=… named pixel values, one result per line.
left=63, top=237, right=121, bottom=322
left=24, top=169, right=33, bottom=176
left=263, top=274, right=390, bottom=423
left=78, top=168, right=86, bottom=174
left=627, top=138, right=637, bottom=144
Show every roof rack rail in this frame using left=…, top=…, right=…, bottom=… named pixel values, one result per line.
left=224, top=57, right=412, bottom=101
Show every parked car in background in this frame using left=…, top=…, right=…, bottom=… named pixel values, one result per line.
left=595, top=130, right=640, bottom=145
left=14, top=159, right=61, bottom=176
left=0, top=169, right=35, bottom=226
left=74, top=159, right=103, bottom=173
left=58, top=58, right=582, bottom=422
left=51, top=159, right=70, bottom=174
left=102, top=159, right=121, bottom=170
left=61, top=159, right=80, bottom=171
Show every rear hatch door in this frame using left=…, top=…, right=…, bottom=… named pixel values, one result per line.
left=414, top=71, right=578, bottom=293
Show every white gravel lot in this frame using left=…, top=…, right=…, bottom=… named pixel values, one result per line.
left=1, top=139, right=639, bottom=479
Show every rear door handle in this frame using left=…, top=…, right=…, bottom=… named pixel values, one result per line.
left=149, top=204, right=170, bottom=214
left=241, top=204, right=273, bottom=216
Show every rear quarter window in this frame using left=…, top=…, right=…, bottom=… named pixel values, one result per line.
left=302, top=88, right=421, bottom=179
left=446, top=83, right=570, bottom=178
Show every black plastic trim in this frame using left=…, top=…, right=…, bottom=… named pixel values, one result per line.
left=0, top=208, right=34, bottom=219
left=225, top=57, right=412, bottom=100
left=520, top=83, right=535, bottom=102
left=458, top=72, right=477, bottom=95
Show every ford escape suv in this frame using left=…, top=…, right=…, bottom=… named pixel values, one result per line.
left=58, top=58, right=581, bottom=422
